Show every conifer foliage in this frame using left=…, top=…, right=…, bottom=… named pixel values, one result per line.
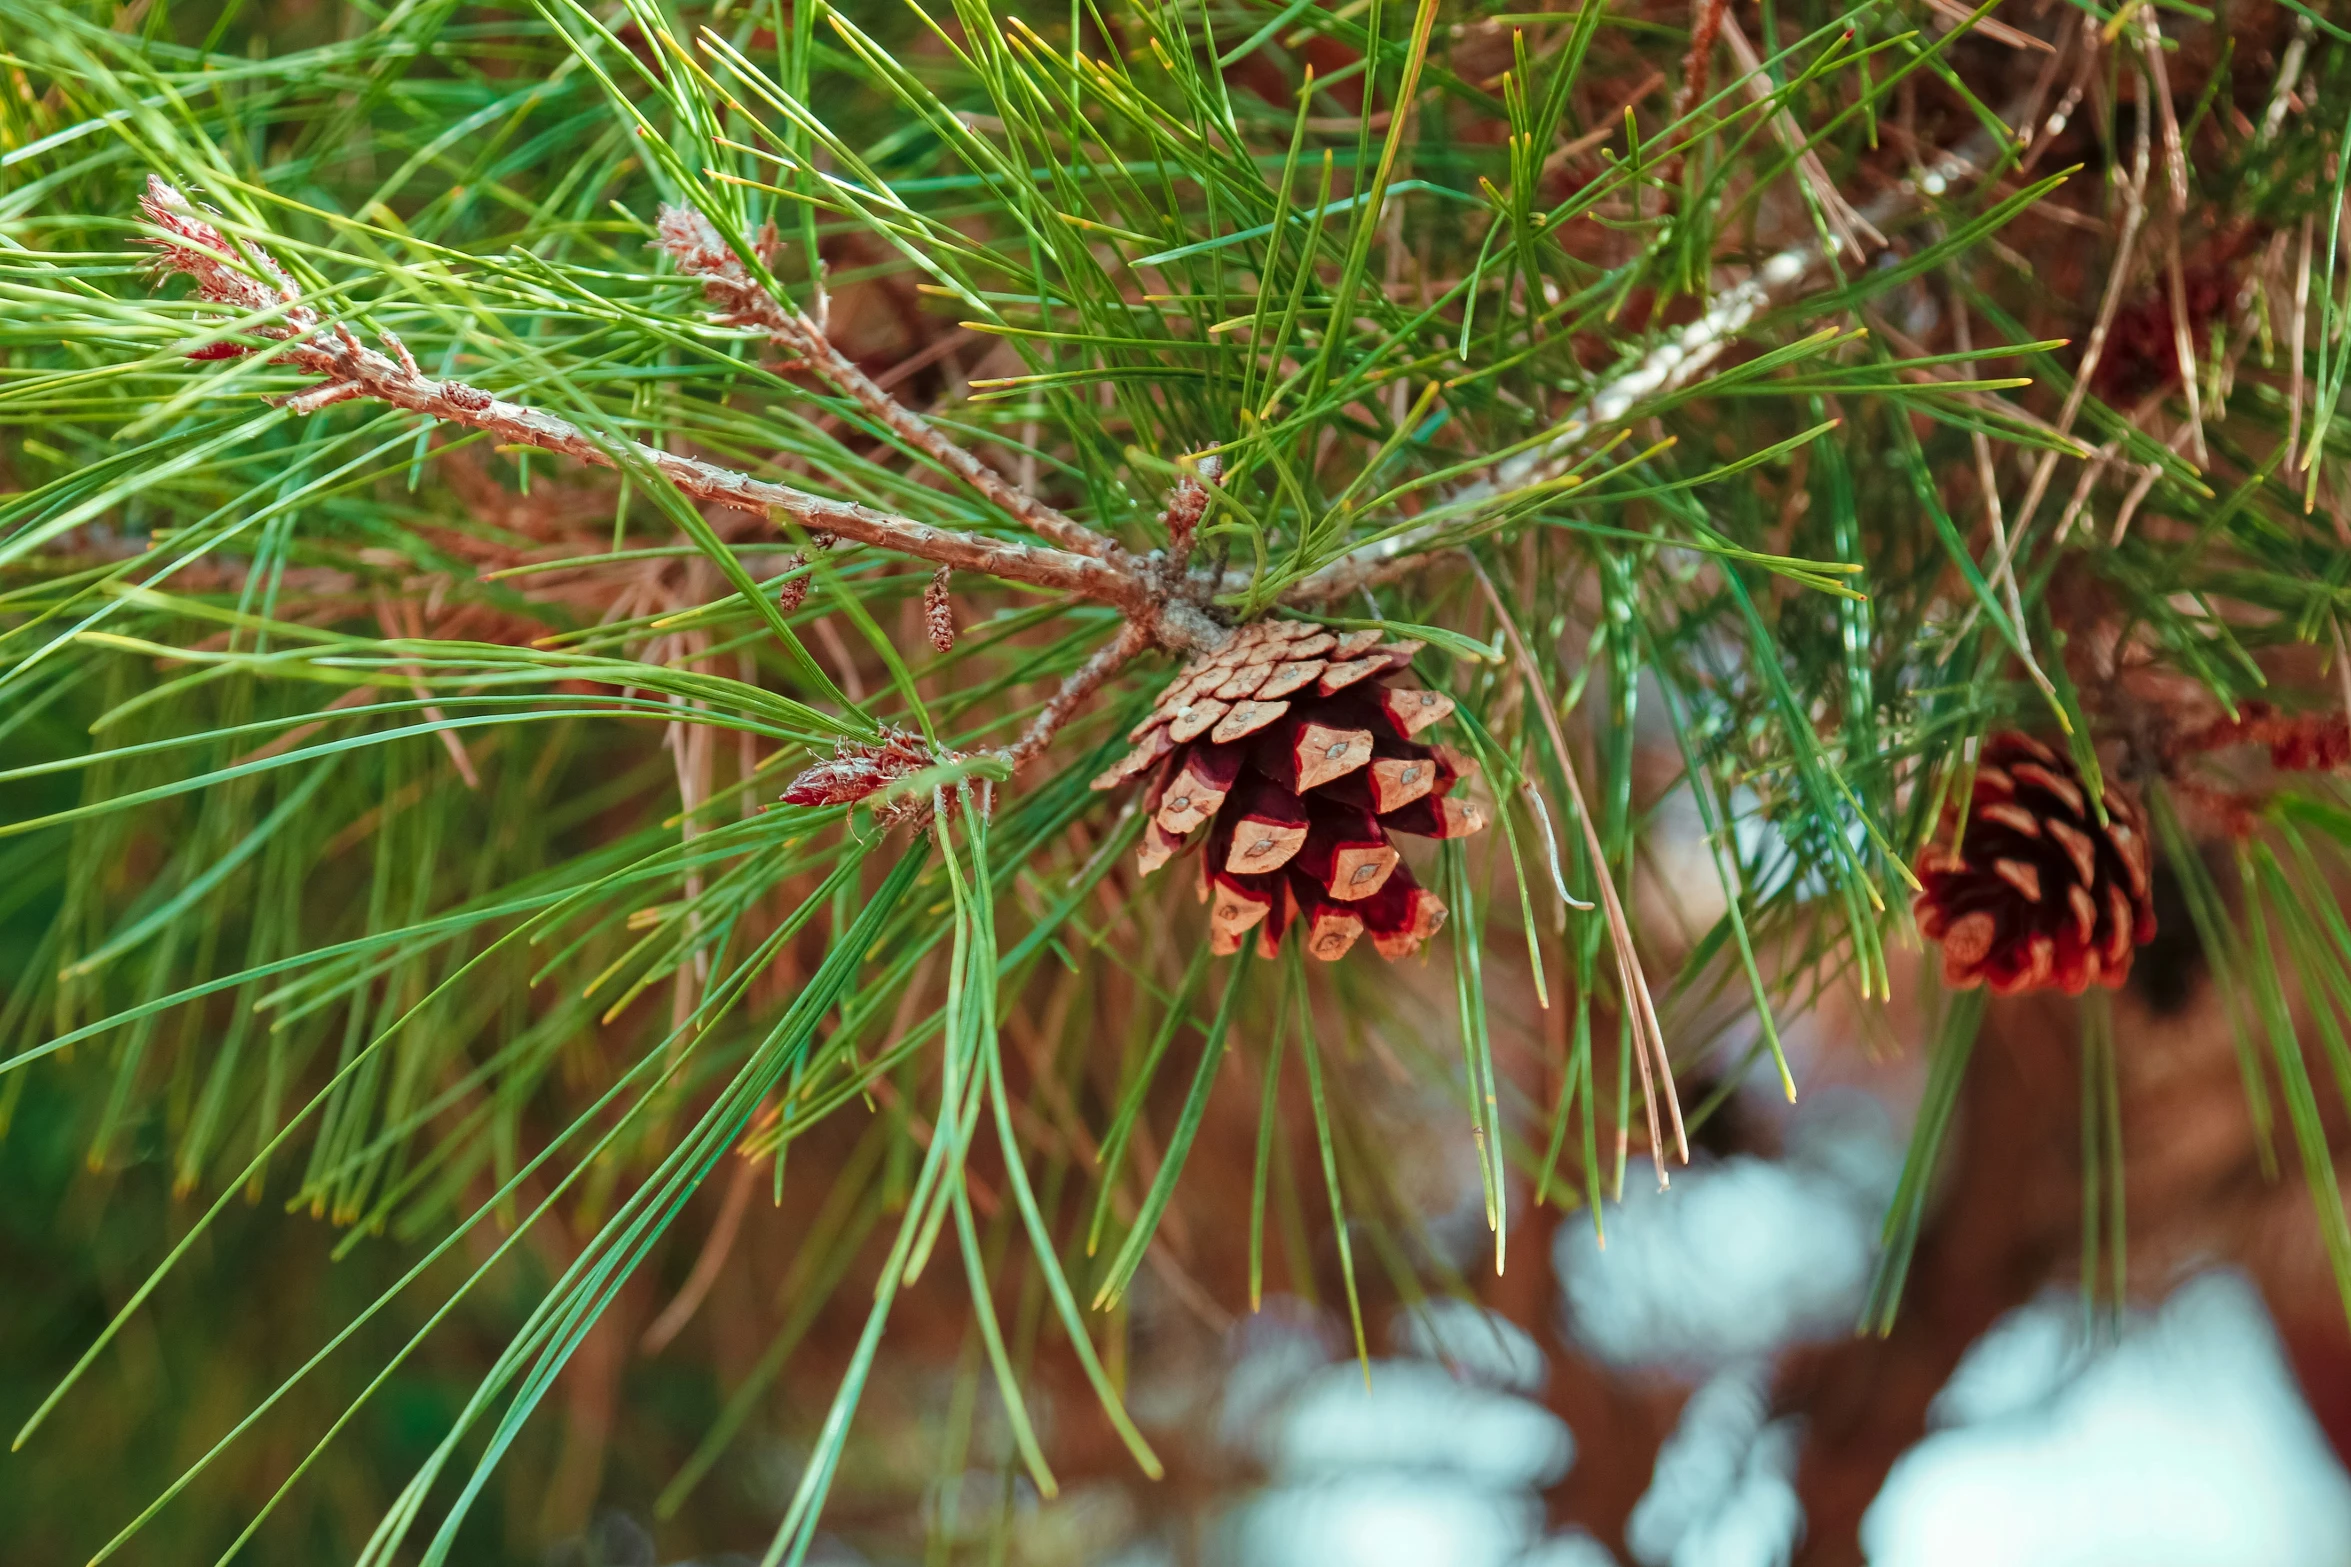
left=3, top=0, right=2351, bottom=1559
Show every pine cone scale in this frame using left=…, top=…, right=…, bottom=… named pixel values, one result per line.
left=1256, top=659, right=1325, bottom=699
left=1211, top=697, right=1290, bottom=745
left=2044, top=817, right=2096, bottom=885
left=1167, top=698, right=1228, bottom=743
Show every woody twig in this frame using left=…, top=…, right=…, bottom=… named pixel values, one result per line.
left=653, top=205, right=1121, bottom=566
left=137, top=179, right=1217, bottom=654
left=1289, top=87, right=2053, bottom=604
left=133, top=73, right=2045, bottom=790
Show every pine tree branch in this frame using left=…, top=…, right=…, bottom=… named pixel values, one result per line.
left=135, top=71, right=2031, bottom=665
left=654, top=206, right=1124, bottom=565
left=1287, top=92, right=2048, bottom=604
left=133, top=180, right=1202, bottom=638
left=2001, top=19, right=2151, bottom=548
left=790, top=621, right=1149, bottom=828
left=1001, top=621, right=1152, bottom=771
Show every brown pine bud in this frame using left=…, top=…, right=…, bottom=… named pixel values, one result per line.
left=1160, top=455, right=1219, bottom=559
left=780, top=727, right=935, bottom=813
left=1163, top=474, right=1209, bottom=555
left=924, top=567, right=954, bottom=652
left=2173, top=700, right=2351, bottom=773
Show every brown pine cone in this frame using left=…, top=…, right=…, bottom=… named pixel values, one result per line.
left=2088, top=265, right=2234, bottom=401
left=1090, top=621, right=1482, bottom=961
left=1913, top=733, right=2157, bottom=996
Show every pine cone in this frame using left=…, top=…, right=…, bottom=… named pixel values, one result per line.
left=1913, top=733, right=2157, bottom=997
left=1090, top=621, right=1483, bottom=961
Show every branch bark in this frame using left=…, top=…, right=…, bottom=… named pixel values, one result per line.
left=1285, top=89, right=2049, bottom=604
left=329, top=344, right=1140, bottom=603
left=654, top=206, right=1123, bottom=564
left=1002, top=621, right=1152, bottom=770
left=137, top=180, right=1200, bottom=640
left=137, top=77, right=2053, bottom=716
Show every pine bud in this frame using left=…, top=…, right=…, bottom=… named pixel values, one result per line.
left=924, top=567, right=955, bottom=652
left=2174, top=700, right=2351, bottom=773
left=777, top=532, right=830, bottom=613
left=138, top=175, right=316, bottom=349
left=656, top=203, right=772, bottom=325
left=780, top=728, right=934, bottom=814
left=1162, top=471, right=1211, bottom=557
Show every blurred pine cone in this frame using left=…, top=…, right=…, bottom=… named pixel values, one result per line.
left=1091, top=621, right=1482, bottom=961
left=1913, top=733, right=2157, bottom=996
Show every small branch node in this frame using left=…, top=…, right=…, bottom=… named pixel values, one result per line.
left=280, top=381, right=363, bottom=415
left=382, top=328, right=420, bottom=376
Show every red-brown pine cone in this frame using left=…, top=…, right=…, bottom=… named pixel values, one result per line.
left=1912, top=733, right=2157, bottom=997
left=1090, top=621, right=1484, bottom=962
left=2088, top=265, right=2234, bottom=400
